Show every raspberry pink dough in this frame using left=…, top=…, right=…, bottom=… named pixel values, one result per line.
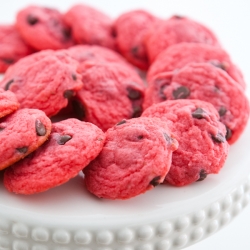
left=142, top=100, right=229, bottom=186
left=147, top=43, right=245, bottom=89
left=4, top=119, right=105, bottom=195
left=0, top=108, right=51, bottom=170
left=144, top=63, right=249, bottom=144
left=63, top=4, right=116, bottom=50
left=71, top=61, right=145, bottom=131
left=145, top=16, right=220, bottom=63
left=84, top=117, right=178, bottom=199
left=0, top=89, right=19, bottom=118
left=0, top=50, right=82, bottom=117
left=0, top=25, right=33, bottom=73
left=114, top=10, right=158, bottom=70
left=16, top=6, right=73, bottom=50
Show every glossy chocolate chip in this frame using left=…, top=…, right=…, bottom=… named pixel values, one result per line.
left=150, top=176, right=161, bottom=187
left=192, top=108, right=205, bottom=119
left=127, top=87, right=142, bottom=100
left=117, top=120, right=126, bottom=126
left=72, top=74, right=77, bottom=81
left=2, top=58, right=14, bottom=64
left=197, top=169, right=207, bottom=181
left=211, top=133, right=226, bottom=143
left=63, top=90, right=74, bottom=99
left=72, top=99, right=85, bottom=120
left=27, top=15, right=39, bottom=25
left=4, top=79, right=14, bottom=90
left=218, top=106, right=227, bottom=117
left=16, top=147, right=28, bottom=154
left=173, top=86, right=190, bottom=99
left=132, top=105, right=142, bottom=118
left=58, top=135, right=72, bottom=145
left=226, top=126, right=232, bottom=140
left=35, top=119, right=46, bottom=136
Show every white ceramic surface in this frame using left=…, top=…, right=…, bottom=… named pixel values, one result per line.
left=0, top=1, right=250, bottom=250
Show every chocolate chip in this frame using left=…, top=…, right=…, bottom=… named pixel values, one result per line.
left=16, top=147, right=28, bottom=154
left=127, top=87, right=142, bottom=100
left=2, top=58, right=14, bottom=64
left=63, top=90, right=74, bottom=99
left=137, top=135, right=144, bottom=140
left=226, top=126, right=232, bottom=140
left=72, top=73, right=77, bottom=81
left=173, top=86, right=190, bottom=99
left=163, top=133, right=172, bottom=144
left=173, top=15, right=184, bottom=19
left=0, top=127, right=4, bottom=132
left=210, top=61, right=228, bottom=71
left=27, top=15, right=39, bottom=25
left=62, top=28, right=71, bottom=40
left=132, top=105, right=142, bottom=118
left=150, top=176, right=161, bottom=187
left=192, top=108, right=205, bottom=119
left=35, top=119, right=46, bottom=136
left=72, top=99, right=85, bottom=120
left=197, top=169, right=207, bottom=181
left=131, top=46, right=139, bottom=55
left=117, top=120, right=126, bottom=126
left=211, top=133, right=226, bottom=143
left=218, top=106, right=227, bottom=117
left=4, top=79, right=14, bottom=90
left=58, top=135, right=72, bottom=145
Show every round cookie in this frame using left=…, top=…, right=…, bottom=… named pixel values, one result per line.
left=63, top=4, right=116, bottom=50
left=0, top=50, right=83, bottom=117
left=71, top=61, right=145, bottom=131
left=0, top=89, right=19, bottom=118
left=114, top=10, right=158, bottom=70
left=147, top=43, right=245, bottom=89
left=16, top=5, right=74, bottom=50
left=145, top=15, right=220, bottom=63
left=0, top=108, right=51, bottom=170
left=67, top=45, right=132, bottom=68
left=142, top=99, right=229, bottom=186
left=145, top=63, right=249, bottom=144
left=0, top=25, right=33, bottom=73
left=84, top=117, right=178, bottom=200
left=4, top=119, right=105, bottom=195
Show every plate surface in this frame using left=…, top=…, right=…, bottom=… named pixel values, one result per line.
left=0, top=1, right=250, bottom=250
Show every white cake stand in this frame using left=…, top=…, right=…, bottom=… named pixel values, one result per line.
left=0, top=120, right=249, bottom=250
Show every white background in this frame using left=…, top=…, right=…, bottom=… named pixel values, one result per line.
left=0, top=1, right=250, bottom=249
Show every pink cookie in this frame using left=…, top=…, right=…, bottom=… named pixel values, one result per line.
left=16, top=5, right=74, bottom=50
left=71, top=61, right=145, bottom=131
left=0, top=25, right=33, bottom=72
left=0, top=89, right=19, bottom=118
left=144, top=63, right=249, bottom=144
left=0, top=108, right=51, bottom=170
left=0, top=50, right=82, bottom=117
left=4, top=119, right=105, bottom=195
left=114, top=10, right=158, bottom=70
left=147, top=43, right=245, bottom=89
left=64, top=4, right=116, bottom=50
left=142, top=100, right=229, bottom=186
left=84, top=117, right=178, bottom=199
